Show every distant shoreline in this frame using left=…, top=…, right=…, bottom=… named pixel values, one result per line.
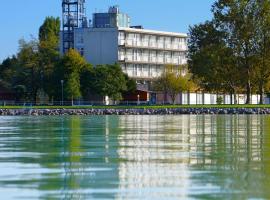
left=0, top=107, right=270, bottom=116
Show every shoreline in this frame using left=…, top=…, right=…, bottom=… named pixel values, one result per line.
left=1, top=108, right=270, bottom=116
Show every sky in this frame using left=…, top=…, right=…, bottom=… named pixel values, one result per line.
left=0, top=0, right=215, bottom=62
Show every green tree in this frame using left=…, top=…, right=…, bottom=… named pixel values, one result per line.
left=80, top=64, right=94, bottom=99
left=17, top=38, right=40, bottom=102
left=39, top=16, right=60, bottom=44
left=87, top=64, right=130, bottom=102
left=124, top=74, right=137, bottom=93
left=57, top=49, right=88, bottom=104
left=188, top=21, right=242, bottom=104
left=253, top=1, right=270, bottom=104
left=212, top=0, right=258, bottom=104
left=66, top=72, right=81, bottom=105
left=153, top=65, right=189, bottom=104
left=0, top=56, right=18, bottom=90
left=38, top=17, right=61, bottom=99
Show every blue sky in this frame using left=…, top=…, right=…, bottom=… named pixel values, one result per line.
left=0, top=0, right=215, bottom=61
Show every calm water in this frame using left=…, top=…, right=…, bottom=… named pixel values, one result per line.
left=0, top=115, right=270, bottom=199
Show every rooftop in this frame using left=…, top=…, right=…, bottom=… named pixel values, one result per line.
left=119, top=27, right=188, bottom=37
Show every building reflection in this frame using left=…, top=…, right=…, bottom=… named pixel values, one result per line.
left=116, top=115, right=270, bottom=199
left=1, top=115, right=270, bottom=199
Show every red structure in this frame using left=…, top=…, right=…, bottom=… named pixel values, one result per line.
left=123, top=90, right=149, bottom=102
left=0, top=87, right=15, bottom=101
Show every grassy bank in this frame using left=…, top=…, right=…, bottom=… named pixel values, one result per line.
left=1, top=104, right=270, bottom=109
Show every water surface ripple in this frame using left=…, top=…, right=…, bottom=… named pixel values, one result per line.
left=0, top=115, right=270, bottom=199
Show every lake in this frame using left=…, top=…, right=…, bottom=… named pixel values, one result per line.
left=0, top=115, right=270, bottom=199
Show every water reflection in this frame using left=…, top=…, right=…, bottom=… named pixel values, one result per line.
left=117, top=115, right=270, bottom=199
left=0, top=115, right=270, bottom=199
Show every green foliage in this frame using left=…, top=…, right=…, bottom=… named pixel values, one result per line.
left=124, top=74, right=137, bottom=93
left=252, top=1, right=270, bottom=104
left=153, top=65, right=190, bottom=104
left=89, top=64, right=129, bottom=101
left=38, top=17, right=61, bottom=99
left=188, top=21, right=242, bottom=104
left=216, top=96, right=223, bottom=105
left=212, top=0, right=258, bottom=104
left=189, top=0, right=270, bottom=104
left=17, top=38, right=40, bottom=101
left=57, top=49, right=89, bottom=101
left=80, top=63, right=134, bottom=102
left=80, top=64, right=94, bottom=98
left=0, top=16, right=135, bottom=104
left=39, top=16, right=60, bottom=43
left=0, top=56, right=18, bottom=89
left=66, top=72, right=81, bottom=100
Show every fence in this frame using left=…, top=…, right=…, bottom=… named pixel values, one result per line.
left=0, top=93, right=268, bottom=106
left=154, top=92, right=266, bottom=105
left=0, top=100, right=149, bottom=107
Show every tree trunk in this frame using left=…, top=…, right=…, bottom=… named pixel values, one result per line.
left=246, top=80, right=251, bottom=104
left=171, top=94, right=176, bottom=105
left=234, top=92, right=237, bottom=105
left=259, top=81, right=265, bottom=105
left=230, top=87, right=237, bottom=105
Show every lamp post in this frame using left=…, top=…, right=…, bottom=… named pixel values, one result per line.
left=137, top=94, right=140, bottom=105
left=61, top=80, right=64, bottom=106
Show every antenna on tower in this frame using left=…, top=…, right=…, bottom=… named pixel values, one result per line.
left=62, top=0, right=87, bottom=54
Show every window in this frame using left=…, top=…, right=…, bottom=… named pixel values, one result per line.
left=80, top=48, right=84, bottom=56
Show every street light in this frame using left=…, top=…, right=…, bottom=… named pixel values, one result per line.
left=61, top=80, right=64, bottom=106
left=137, top=94, right=140, bottom=105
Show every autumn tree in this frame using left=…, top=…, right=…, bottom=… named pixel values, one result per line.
left=153, top=65, right=190, bottom=104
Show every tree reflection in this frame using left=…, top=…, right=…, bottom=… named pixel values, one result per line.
left=117, top=115, right=270, bottom=199
left=1, top=115, right=270, bottom=199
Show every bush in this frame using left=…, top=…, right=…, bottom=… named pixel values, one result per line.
left=216, top=96, right=223, bottom=105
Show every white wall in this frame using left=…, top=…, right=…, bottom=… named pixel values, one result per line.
left=82, top=28, right=119, bottom=65
left=155, top=92, right=262, bottom=105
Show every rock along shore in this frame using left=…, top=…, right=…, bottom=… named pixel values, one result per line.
left=0, top=108, right=270, bottom=116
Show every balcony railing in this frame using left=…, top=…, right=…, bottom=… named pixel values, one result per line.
left=119, top=40, right=187, bottom=52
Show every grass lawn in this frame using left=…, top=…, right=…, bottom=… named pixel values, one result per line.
left=0, top=104, right=270, bottom=109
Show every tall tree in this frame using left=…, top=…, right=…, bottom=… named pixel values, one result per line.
left=212, top=0, right=258, bottom=104
left=38, top=17, right=61, bottom=99
left=0, top=56, right=18, bottom=90
left=56, top=49, right=88, bottom=103
left=39, top=16, right=60, bottom=44
left=17, top=38, right=40, bottom=102
left=253, top=1, right=270, bottom=104
left=188, top=21, right=242, bottom=104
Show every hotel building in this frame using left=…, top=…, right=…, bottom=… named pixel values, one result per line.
left=61, top=5, right=188, bottom=88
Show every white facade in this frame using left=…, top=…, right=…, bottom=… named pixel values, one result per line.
left=71, top=27, right=188, bottom=81
left=118, top=28, right=188, bottom=80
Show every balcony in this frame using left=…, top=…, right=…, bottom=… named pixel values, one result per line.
left=119, top=40, right=187, bottom=52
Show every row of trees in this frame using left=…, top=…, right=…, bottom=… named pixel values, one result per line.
left=0, top=17, right=135, bottom=104
left=189, top=0, right=270, bottom=104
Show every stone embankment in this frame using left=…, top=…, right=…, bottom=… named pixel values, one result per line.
left=0, top=108, right=270, bottom=116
